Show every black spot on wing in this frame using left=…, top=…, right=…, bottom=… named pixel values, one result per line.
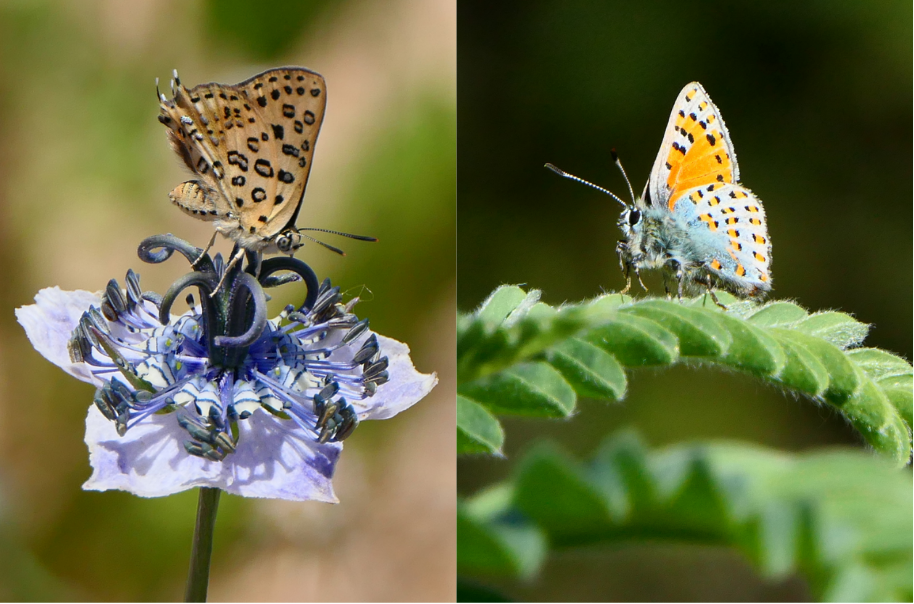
left=227, top=150, right=248, bottom=171
left=254, top=159, right=274, bottom=178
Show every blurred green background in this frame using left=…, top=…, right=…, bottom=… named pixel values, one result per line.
left=457, top=0, right=911, bottom=601
left=0, top=0, right=454, bottom=600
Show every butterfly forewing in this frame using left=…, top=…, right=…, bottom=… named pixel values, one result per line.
left=159, top=67, right=327, bottom=249
left=647, top=82, right=740, bottom=211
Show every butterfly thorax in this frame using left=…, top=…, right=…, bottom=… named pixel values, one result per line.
left=169, top=180, right=302, bottom=254
left=618, top=202, right=699, bottom=269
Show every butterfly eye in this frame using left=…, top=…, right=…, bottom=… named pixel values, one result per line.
left=629, top=208, right=642, bottom=226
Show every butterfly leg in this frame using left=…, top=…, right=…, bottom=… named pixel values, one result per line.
left=209, top=247, right=245, bottom=298
left=663, top=258, right=684, bottom=301
left=192, top=232, right=218, bottom=268
left=700, top=275, right=727, bottom=310
left=617, top=242, right=633, bottom=295
left=633, top=266, right=648, bottom=292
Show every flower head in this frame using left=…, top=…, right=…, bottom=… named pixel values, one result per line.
left=17, top=235, right=436, bottom=502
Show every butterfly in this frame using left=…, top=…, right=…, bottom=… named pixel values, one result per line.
left=157, top=67, right=376, bottom=270
left=547, top=82, right=771, bottom=305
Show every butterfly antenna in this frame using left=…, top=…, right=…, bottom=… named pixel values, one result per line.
left=544, top=163, right=628, bottom=208
left=297, top=227, right=379, bottom=242
left=611, top=149, right=636, bottom=205
left=300, top=233, right=346, bottom=256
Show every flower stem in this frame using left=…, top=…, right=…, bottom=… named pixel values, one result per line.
left=184, top=487, right=221, bottom=602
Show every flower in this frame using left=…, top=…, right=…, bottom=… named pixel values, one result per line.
left=16, top=235, right=436, bottom=502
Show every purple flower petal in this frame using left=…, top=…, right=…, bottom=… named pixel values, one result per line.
left=16, top=287, right=102, bottom=386
left=357, top=335, right=438, bottom=420
left=84, top=406, right=342, bottom=502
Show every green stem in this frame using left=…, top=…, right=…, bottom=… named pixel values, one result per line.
left=184, top=487, right=221, bottom=602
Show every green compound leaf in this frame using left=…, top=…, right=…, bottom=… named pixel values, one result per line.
left=793, top=311, right=870, bottom=350
left=584, top=312, right=679, bottom=366
left=457, top=287, right=913, bottom=465
left=546, top=337, right=626, bottom=400
left=459, top=362, right=575, bottom=418
left=457, top=395, right=505, bottom=455
left=458, top=484, right=547, bottom=580
left=458, top=431, right=913, bottom=602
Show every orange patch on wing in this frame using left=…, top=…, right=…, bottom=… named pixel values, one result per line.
left=759, top=273, right=769, bottom=282
left=753, top=234, right=766, bottom=244
left=749, top=217, right=762, bottom=226
left=710, top=259, right=722, bottom=270
left=698, top=213, right=718, bottom=231
left=736, top=264, right=746, bottom=277
left=667, top=127, right=734, bottom=209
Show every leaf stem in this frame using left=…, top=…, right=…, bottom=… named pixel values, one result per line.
left=184, top=487, right=221, bottom=602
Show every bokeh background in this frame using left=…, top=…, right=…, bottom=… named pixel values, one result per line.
left=0, top=0, right=455, bottom=600
left=457, top=1, right=911, bottom=601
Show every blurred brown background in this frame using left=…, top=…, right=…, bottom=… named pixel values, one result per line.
left=457, top=0, right=911, bottom=601
left=0, top=0, right=455, bottom=601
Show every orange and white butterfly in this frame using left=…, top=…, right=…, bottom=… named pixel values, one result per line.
left=158, top=67, right=376, bottom=264
left=549, top=82, right=772, bottom=303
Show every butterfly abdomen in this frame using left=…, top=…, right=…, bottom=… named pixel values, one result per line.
left=169, top=181, right=220, bottom=221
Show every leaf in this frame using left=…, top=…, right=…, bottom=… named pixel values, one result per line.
left=475, top=285, right=531, bottom=325
left=546, top=337, right=626, bottom=400
left=458, top=485, right=547, bottom=579
left=623, top=301, right=731, bottom=357
left=772, top=329, right=863, bottom=404
left=459, top=362, right=576, bottom=418
left=457, top=395, right=505, bottom=455
left=747, top=301, right=810, bottom=327
left=584, top=312, right=679, bottom=366
left=460, top=432, right=913, bottom=601
left=458, top=287, right=913, bottom=465
left=793, top=311, right=870, bottom=350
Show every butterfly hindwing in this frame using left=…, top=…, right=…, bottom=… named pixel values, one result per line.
left=647, top=82, right=740, bottom=212
left=159, top=67, right=327, bottom=248
left=673, top=181, right=771, bottom=291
